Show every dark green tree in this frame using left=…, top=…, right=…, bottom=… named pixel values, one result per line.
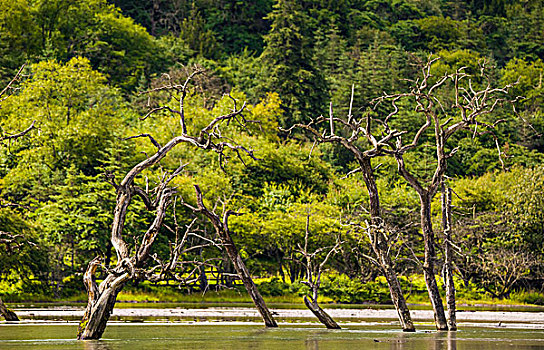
left=259, top=0, right=326, bottom=127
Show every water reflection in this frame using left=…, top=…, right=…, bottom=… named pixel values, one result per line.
left=430, top=331, right=457, bottom=350
left=305, top=338, right=318, bottom=350
left=245, top=327, right=270, bottom=349
left=301, top=329, right=459, bottom=350
left=2, top=324, right=544, bottom=350
left=82, top=340, right=112, bottom=350
left=448, top=331, right=457, bottom=350
left=389, top=331, right=407, bottom=350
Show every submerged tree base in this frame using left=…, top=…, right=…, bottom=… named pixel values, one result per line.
left=0, top=297, right=19, bottom=322
left=303, top=296, right=341, bottom=329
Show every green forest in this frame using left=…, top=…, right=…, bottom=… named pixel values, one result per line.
left=1, top=0, right=544, bottom=333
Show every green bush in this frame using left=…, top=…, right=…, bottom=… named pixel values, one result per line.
left=320, top=274, right=392, bottom=304
left=257, top=277, right=307, bottom=297
left=511, top=291, right=544, bottom=305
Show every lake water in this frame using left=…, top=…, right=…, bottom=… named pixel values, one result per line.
left=1, top=323, right=544, bottom=350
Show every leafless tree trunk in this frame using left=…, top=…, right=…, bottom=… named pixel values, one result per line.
left=420, top=192, right=449, bottom=330
left=78, top=68, right=260, bottom=339
left=188, top=185, right=278, bottom=328
left=77, top=257, right=128, bottom=339
left=359, top=158, right=416, bottom=332
left=0, top=296, right=19, bottom=321
left=442, top=185, right=456, bottom=331
left=361, top=218, right=416, bottom=332
left=297, top=214, right=341, bottom=329
left=77, top=181, right=175, bottom=340
left=283, top=90, right=415, bottom=332
left=303, top=296, right=339, bottom=329
left=374, top=56, right=518, bottom=330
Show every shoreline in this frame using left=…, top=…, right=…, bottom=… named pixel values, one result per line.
left=4, top=307, right=544, bottom=329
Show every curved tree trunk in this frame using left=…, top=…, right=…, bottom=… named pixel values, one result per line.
left=303, top=295, right=340, bottom=329
left=77, top=258, right=130, bottom=340
left=0, top=296, right=19, bottom=321
left=421, top=194, right=448, bottom=331
left=77, top=284, right=125, bottom=340
left=76, top=76, right=253, bottom=340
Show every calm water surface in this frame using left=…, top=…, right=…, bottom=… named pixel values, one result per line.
left=1, top=324, right=544, bottom=350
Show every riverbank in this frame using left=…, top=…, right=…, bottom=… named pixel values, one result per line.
left=5, top=306, right=544, bottom=329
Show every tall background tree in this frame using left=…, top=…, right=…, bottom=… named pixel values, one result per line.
left=259, top=0, right=326, bottom=127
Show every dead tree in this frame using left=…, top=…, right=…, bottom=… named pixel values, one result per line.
left=185, top=185, right=278, bottom=327
left=477, top=248, right=538, bottom=298
left=354, top=218, right=416, bottom=328
left=282, top=87, right=416, bottom=332
left=137, top=212, right=223, bottom=289
left=441, top=184, right=456, bottom=331
left=77, top=166, right=182, bottom=340
left=77, top=70, right=274, bottom=340
left=297, top=214, right=342, bottom=329
left=0, top=64, right=25, bottom=103
left=373, top=57, right=518, bottom=330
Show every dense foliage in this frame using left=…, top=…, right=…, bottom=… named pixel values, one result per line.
left=0, top=0, right=543, bottom=304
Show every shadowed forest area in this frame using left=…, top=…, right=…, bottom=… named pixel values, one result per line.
left=0, top=0, right=543, bottom=337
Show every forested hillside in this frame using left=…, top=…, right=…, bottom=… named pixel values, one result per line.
left=0, top=0, right=543, bottom=314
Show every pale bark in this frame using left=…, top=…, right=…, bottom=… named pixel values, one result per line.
left=77, top=70, right=255, bottom=340
left=298, top=215, right=342, bottom=329
left=420, top=193, right=449, bottom=331
left=77, top=271, right=128, bottom=340
left=375, top=58, right=517, bottom=330
left=393, top=142, right=448, bottom=330
left=442, top=185, right=457, bottom=331
left=382, top=258, right=415, bottom=331
left=231, top=253, right=278, bottom=327
left=0, top=296, right=19, bottom=321
left=78, top=187, right=173, bottom=340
